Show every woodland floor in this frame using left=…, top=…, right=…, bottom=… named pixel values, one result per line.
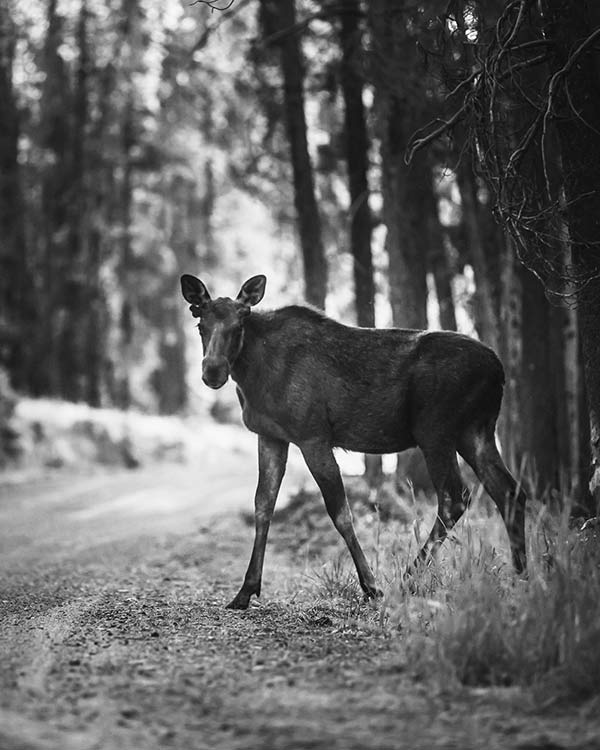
left=1, top=468, right=599, bottom=750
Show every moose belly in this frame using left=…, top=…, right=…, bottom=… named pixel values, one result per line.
left=329, top=393, right=416, bottom=454
left=237, top=384, right=416, bottom=452
left=332, top=421, right=416, bottom=454
left=334, top=433, right=416, bottom=454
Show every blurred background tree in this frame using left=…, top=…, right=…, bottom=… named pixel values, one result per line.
left=0, top=0, right=598, bottom=515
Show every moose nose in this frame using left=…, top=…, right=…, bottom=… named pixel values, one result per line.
left=202, top=358, right=229, bottom=389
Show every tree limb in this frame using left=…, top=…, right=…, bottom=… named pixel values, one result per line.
left=405, top=105, right=467, bottom=164
left=192, top=0, right=253, bottom=53
left=191, top=0, right=237, bottom=11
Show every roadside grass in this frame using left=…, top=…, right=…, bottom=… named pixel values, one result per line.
left=426, top=507, right=600, bottom=703
left=271, top=481, right=600, bottom=706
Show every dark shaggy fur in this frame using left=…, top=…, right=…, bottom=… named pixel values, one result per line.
left=181, top=275, right=526, bottom=610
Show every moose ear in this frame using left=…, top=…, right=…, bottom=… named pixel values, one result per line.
left=181, top=274, right=211, bottom=310
left=237, top=275, right=266, bottom=307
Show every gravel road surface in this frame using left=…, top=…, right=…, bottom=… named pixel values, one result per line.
left=1, top=454, right=598, bottom=750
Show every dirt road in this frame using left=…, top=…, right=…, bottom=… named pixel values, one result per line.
left=1, top=456, right=597, bottom=750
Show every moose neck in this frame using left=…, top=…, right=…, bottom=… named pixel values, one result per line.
left=229, top=312, right=265, bottom=390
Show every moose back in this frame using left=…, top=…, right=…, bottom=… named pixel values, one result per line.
left=181, top=273, right=526, bottom=609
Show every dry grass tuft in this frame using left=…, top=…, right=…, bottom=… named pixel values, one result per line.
left=277, top=480, right=600, bottom=705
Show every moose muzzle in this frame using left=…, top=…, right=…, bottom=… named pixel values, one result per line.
left=202, top=356, right=229, bottom=389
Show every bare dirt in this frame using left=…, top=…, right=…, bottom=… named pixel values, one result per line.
left=1, top=468, right=599, bottom=750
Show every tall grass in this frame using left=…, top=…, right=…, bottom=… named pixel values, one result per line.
left=393, top=505, right=600, bottom=701
left=434, top=510, right=600, bottom=700
left=309, top=495, right=600, bottom=703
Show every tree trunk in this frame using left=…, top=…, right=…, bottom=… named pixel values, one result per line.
left=85, top=222, right=104, bottom=407
left=339, top=0, right=375, bottom=328
left=455, top=160, right=500, bottom=350
left=420, top=166, right=457, bottom=331
left=154, top=176, right=192, bottom=415
left=490, top=12, right=584, bottom=503
left=57, top=0, right=90, bottom=402
left=85, top=44, right=119, bottom=408
left=115, top=0, right=139, bottom=410
left=262, top=0, right=327, bottom=309
left=37, top=0, right=72, bottom=398
left=338, top=0, right=381, bottom=485
left=368, top=0, right=428, bottom=330
left=428, top=238, right=457, bottom=332
left=543, top=0, right=600, bottom=515
left=117, top=99, right=134, bottom=410
left=201, top=158, right=218, bottom=267
left=369, top=0, right=431, bottom=490
left=498, top=234, right=522, bottom=473
left=382, top=129, right=428, bottom=330
left=453, top=2, right=501, bottom=348
left=0, top=0, right=30, bottom=389
left=518, top=266, right=563, bottom=493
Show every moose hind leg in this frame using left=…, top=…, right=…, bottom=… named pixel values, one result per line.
left=301, top=440, right=382, bottom=600
left=412, top=448, right=470, bottom=568
left=459, top=430, right=526, bottom=574
left=227, top=435, right=289, bottom=610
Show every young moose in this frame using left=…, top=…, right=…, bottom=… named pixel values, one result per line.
left=181, top=273, right=526, bottom=609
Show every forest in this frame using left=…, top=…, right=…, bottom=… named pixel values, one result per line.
left=1, top=0, right=599, bottom=517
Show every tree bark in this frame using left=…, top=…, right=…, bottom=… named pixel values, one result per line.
left=382, top=128, right=428, bottom=330
left=518, top=266, right=563, bottom=492
left=338, top=0, right=381, bottom=486
left=262, top=0, right=327, bottom=309
left=498, top=234, right=522, bottom=473
left=57, top=0, right=90, bottom=402
left=455, top=160, right=500, bottom=351
left=85, top=43, right=119, bottom=408
left=543, top=0, right=600, bottom=514
left=488, top=11, right=585, bottom=503
left=117, top=98, right=134, bottom=410
left=85, top=221, right=104, bottom=407
left=339, top=0, right=375, bottom=328
left=36, top=0, right=72, bottom=397
left=115, top=0, right=139, bottom=410
left=0, top=0, right=30, bottom=389
left=428, top=238, right=457, bottom=332
left=154, top=175, right=192, bottom=415
left=420, top=166, right=457, bottom=331
left=368, top=0, right=432, bottom=491
left=368, top=0, right=427, bottom=330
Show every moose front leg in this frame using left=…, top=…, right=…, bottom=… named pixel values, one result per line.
left=300, top=440, right=382, bottom=601
left=227, top=435, right=289, bottom=610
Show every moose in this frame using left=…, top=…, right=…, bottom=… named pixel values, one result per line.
left=181, top=273, right=526, bottom=610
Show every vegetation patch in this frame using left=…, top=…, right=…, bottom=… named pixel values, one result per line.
left=5, top=398, right=187, bottom=474
left=428, top=517, right=600, bottom=702
left=269, top=482, right=600, bottom=707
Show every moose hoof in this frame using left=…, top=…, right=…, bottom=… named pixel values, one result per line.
left=226, top=592, right=251, bottom=610
left=363, top=586, right=384, bottom=601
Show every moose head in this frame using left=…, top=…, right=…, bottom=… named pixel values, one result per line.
left=180, top=274, right=266, bottom=389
